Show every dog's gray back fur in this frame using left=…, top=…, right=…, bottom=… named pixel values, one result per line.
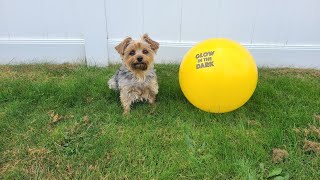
left=108, top=65, right=157, bottom=91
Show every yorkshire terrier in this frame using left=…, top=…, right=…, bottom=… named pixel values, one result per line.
left=108, top=34, right=160, bottom=114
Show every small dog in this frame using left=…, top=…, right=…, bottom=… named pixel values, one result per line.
left=108, top=34, right=159, bottom=114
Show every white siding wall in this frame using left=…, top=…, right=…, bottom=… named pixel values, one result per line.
left=0, top=0, right=320, bottom=67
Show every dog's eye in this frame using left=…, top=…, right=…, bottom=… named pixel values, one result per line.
left=129, top=50, right=135, bottom=56
left=143, top=49, right=149, bottom=54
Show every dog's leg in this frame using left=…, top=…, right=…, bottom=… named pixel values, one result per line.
left=147, top=78, right=158, bottom=104
left=120, top=87, right=142, bottom=115
left=147, top=92, right=156, bottom=104
left=140, top=88, right=155, bottom=104
left=144, top=89, right=157, bottom=114
left=120, top=89, right=132, bottom=115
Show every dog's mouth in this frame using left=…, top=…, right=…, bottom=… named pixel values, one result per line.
left=132, top=62, right=148, bottom=70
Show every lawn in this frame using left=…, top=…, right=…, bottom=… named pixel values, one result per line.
left=0, top=64, right=319, bottom=179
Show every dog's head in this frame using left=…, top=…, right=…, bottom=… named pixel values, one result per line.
left=115, top=34, right=159, bottom=72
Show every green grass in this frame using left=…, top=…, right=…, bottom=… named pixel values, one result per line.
left=0, top=64, right=319, bottom=179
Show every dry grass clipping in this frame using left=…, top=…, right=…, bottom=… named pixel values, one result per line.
left=293, top=123, right=320, bottom=154
left=48, top=111, right=64, bottom=124
left=247, top=120, right=261, bottom=127
left=267, top=68, right=320, bottom=78
left=272, top=148, right=289, bottom=163
left=27, top=147, right=49, bottom=156
left=83, top=115, right=89, bottom=123
left=303, top=140, right=320, bottom=153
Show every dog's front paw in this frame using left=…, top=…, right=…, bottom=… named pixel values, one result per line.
left=122, top=106, right=131, bottom=116
left=108, top=77, right=117, bottom=90
left=147, top=94, right=156, bottom=104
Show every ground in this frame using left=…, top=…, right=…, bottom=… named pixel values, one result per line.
left=0, top=64, right=319, bottom=179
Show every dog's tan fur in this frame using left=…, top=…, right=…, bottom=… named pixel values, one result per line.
left=108, top=34, right=159, bottom=114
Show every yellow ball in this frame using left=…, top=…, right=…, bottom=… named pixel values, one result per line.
left=179, top=38, right=258, bottom=113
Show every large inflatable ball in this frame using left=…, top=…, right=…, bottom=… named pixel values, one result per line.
left=179, top=38, right=258, bottom=113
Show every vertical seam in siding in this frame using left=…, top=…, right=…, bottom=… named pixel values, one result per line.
left=179, top=0, right=183, bottom=42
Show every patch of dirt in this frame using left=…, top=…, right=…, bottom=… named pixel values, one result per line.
left=272, top=148, right=289, bottom=163
left=303, top=140, right=320, bottom=153
left=315, top=114, right=320, bottom=122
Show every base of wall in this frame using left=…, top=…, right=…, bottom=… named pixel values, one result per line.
left=1, top=39, right=320, bottom=68
left=0, top=39, right=86, bottom=64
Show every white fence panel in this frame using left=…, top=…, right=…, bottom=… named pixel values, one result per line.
left=216, top=0, right=258, bottom=44
left=106, top=0, right=144, bottom=39
left=286, top=0, right=320, bottom=45
left=180, top=0, right=220, bottom=42
left=143, top=0, right=181, bottom=41
left=0, top=0, right=107, bottom=65
left=251, top=0, right=290, bottom=45
left=0, top=0, right=320, bottom=68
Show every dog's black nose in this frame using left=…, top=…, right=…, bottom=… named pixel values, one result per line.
left=137, top=56, right=143, bottom=62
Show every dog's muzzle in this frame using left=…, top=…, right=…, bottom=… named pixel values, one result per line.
left=132, top=62, right=147, bottom=70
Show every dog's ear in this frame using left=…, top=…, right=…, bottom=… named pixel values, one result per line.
left=142, top=34, right=159, bottom=53
left=115, top=37, right=132, bottom=55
